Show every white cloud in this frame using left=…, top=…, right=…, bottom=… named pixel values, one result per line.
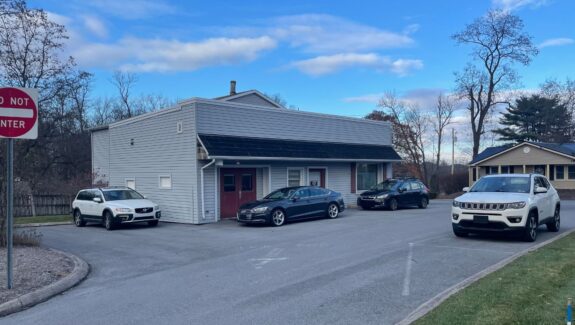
left=82, top=15, right=107, bottom=38
left=292, top=53, right=423, bottom=76
left=343, top=93, right=386, bottom=104
left=539, top=38, right=574, bottom=48
left=492, top=0, right=548, bottom=11
left=228, top=14, right=415, bottom=54
left=72, top=36, right=277, bottom=72
left=46, top=11, right=72, bottom=26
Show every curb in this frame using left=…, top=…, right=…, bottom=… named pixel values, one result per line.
left=15, top=222, right=72, bottom=228
left=0, top=248, right=90, bottom=317
left=396, top=228, right=575, bottom=325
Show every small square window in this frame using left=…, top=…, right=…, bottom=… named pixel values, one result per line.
left=224, top=174, right=235, bottom=192
left=159, top=175, right=172, bottom=189
left=126, top=178, right=136, bottom=189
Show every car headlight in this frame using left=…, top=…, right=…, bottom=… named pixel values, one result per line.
left=452, top=200, right=461, bottom=208
left=154, top=205, right=160, bottom=211
left=251, top=206, right=269, bottom=214
left=507, top=201, right=527, bottom=209
left=114, top=208, right=132, bottom=213
left=376, top=194, right=389, bottom=200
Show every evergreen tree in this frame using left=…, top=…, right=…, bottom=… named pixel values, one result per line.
left=494, top=95, right=573, bottom=143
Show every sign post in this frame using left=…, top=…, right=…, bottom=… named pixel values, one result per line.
left=0, top=87, right=38, bottom=289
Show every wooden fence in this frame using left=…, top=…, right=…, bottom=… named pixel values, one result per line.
left=0, top=194, right=74, bottom=217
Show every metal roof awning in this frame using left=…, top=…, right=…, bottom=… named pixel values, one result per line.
left=198, top=134, right=402, bottom=162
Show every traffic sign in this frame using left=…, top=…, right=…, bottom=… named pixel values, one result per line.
left=0, top=87, right=38, bottom=139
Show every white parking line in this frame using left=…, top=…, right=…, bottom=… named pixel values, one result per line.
left=402, top=242, right=414, bottom=296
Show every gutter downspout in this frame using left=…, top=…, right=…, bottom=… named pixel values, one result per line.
left=201, top=159, right=216, bottom=220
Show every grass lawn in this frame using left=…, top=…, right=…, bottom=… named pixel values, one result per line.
left=15, top=215, right=71, bottom=225
left=416, top=232, right=575, bottom=325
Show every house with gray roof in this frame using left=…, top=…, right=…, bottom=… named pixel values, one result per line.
left=469, top=141, right=575, bottom=189
left=91, top=81, right=401, bottom=224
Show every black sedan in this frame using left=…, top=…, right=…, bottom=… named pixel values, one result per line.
left=357, top=178, right=429, bottom=211
left=237, top=186, right=345, bottom=226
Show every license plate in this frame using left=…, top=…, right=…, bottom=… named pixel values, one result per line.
left=474, top=215, right=489, bottom=223
left=245, top=213, right=252, bottom=219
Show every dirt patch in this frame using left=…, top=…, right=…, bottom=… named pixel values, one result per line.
left=0, top=247, right=74, bottom=304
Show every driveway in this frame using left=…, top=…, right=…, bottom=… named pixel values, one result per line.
left=5, top=200, right=574, bottom=325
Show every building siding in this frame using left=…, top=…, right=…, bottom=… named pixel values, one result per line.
left=226, top=93, right=279, bottom=108
left=195, top=102, right=392, bottom=146
left=106, top=106, right=197, bottom=223
left=91, top=129, right=110, bottom=184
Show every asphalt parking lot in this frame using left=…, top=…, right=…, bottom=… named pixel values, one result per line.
left=5, top=200, right=575, bottom=325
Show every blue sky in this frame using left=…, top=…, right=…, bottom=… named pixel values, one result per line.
left=32, top=0, right=575, bottom=119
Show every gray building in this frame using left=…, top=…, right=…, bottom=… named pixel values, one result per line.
left=91, top=83, right=401, bottom=224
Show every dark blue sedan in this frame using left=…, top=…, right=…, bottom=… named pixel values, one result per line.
left=237, top=186, right=345, bottom=226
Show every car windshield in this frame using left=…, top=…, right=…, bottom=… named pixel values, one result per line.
left=470, top=176, right=531, bottom=193
left=264, top=188, right=297, bottom=200
left=371, top=180, right=398, bottom=191
left=103, top=189, right=145, bottom=201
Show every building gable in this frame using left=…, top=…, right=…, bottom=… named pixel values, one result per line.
left=475, top=143, right=575, bottom=166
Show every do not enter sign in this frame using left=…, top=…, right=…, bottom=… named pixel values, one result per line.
left=0, top=87, right=38, bottom=139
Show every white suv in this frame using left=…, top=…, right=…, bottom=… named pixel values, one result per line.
left=452, top=174, right=560, bottom=242
left=72, top=187, right=161, bottom=230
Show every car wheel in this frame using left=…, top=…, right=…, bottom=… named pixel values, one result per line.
left=104, top=211, right=115, bottom=231
left=148, top=220, right=159, bottom=227
left=523, top=212, right=538, bottom=242
left=418, top=197, right=428, bottom=209
left=327, top=203, right=339, bottom=219
left=388, top=198, right=398, bottom=211
left=270, top=209, right=285, bottom=227
left=546, top=206, right=560, bottom=232
left=73, top=209, right=86, bottom=227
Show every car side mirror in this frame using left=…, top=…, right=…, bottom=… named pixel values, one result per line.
left=534, top=186, right=548, bottom=194
left=292, top=196, right=300, bottom=202
left=398, top=188, right=405, bottom=193
left=93, top=197, right=102, bottom=203
left=462, top=187, right=470, bottom=193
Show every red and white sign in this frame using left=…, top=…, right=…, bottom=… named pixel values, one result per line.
left=0, top=87, right=38, bottom=139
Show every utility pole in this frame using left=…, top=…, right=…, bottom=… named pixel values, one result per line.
left=451, top=128, right=456, bottom=175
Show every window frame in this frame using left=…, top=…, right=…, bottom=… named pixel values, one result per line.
left=125, top=178, right=136, bottom=190
left=158, top=174, right=172, bottom=189
left=286, top=168, right=304, bottom=187
left=568, top=166, right=575, bottom=180
left=356, top=163, right=379, bottom=192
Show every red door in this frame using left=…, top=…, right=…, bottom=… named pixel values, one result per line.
left=220, top=168, right=257, bottom=219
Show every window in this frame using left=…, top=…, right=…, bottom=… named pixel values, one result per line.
left=293, top=188, right=310, bottom=198
left=125, top=178, right=136, bottom=189
left=410, top=181, right=422, bottom=190
left=541, top=177, right=551, bottom=189
left=557, top=165, right=565, bottom=180
left=569, top=166, right=575, bottom=180
left=91, top=190, right=104, bottom=201
left=176, top=121, right=183, bottom=134
left=223, top=174, right=235, bottom=192
left=241, top=174, right=253, bottom=191
left=399, top=182, right=411, bottom=191
left=309, top=187, right=328, bottom=197
left=159, top=175, right=172, bottom=189
left=534, top=177, right=546, bottom=190
left=501, top=165, right=514, bottom=174
left=287, top=168, right=303, bottom=187
left=534, top=165, right=546, bottom=175
left=485, top=166, right=498, bottom=175
left=472, top=168, right=477, bottom=181
left=357, top=163, right=378, bottom=191
left=77, top=190, right=91, bottom=201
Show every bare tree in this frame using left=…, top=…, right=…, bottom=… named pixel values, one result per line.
left=430, top=93, right=456, bottom=191
left=111, top=70, right=138, bottom=118
left=377, top=92, right=431, bottom=183
left=453, top=10, right=538, bottom=158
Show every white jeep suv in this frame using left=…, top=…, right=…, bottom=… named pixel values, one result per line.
left=72, top=187, right=161, bottom=230
left=452, top=174, right=560, bottom=242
